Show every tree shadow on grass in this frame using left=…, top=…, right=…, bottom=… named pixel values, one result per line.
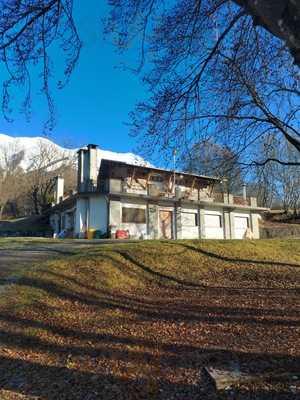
left=115, top=249, right=205, bottom=288
left=0, top=340, right=299, bottom=399
left=0, top=243, right=299, bottom=399
left=0, top=266, right=299, bottom=398
left=178, top=243, right=300, bottom=269
left=9, top=271, right=300, bottom=328
left=0, top=310, right=299, bottom=361
left=110, top=249, right=300, bottom=295
left=0, top=354, right=209, bottom=400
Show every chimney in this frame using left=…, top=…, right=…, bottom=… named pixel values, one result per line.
left=87, top=144, right=98, bottom=189
left=77, top=148, right=87, bottom=192
left=77, top=144, right=98, bottom=192
left=54, top=176, right=64, bottom=204
left=242, top=183, right=247, bottom=200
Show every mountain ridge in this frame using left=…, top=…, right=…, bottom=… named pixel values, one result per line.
left=0, top=133, right=149, bottom=171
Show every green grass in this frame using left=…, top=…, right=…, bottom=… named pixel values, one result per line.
left=0, top=239, right=299, bottom=399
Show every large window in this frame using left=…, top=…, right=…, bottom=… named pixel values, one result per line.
left=181, top=212, right=198, bottom=227
left=122, top=207, right=146, bottom=223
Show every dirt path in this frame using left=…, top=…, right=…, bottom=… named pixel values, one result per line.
left=0, top=244, right=72, bottom=270
left=0, top=239, right=136, bottom=287
left=0, top=241, right=86, bottom=293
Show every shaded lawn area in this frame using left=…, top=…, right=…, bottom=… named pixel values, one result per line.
left=0, top=239, right=77, bottom=287
left=0, top=239, right=299, bottom=399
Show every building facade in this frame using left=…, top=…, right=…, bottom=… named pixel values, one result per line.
left=50, top=144, right=266, bottom=240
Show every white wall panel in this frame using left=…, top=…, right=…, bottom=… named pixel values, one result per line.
left=204, top=210, right=224, bottom=239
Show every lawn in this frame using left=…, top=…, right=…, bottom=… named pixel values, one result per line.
left=0, top=239, right=299, bottom=399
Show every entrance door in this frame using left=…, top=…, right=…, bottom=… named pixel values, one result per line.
left=159, top=210, right=173, bottom=239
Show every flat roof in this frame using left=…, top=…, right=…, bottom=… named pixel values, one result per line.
left=100, top=158, right=221, bottom=182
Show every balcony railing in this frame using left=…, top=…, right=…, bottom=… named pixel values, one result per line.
left=98, top=179, right=258, bottom=207
left=233, top=196, right=250, bottom=206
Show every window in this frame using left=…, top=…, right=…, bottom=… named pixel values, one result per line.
left=122, top=207, right=146, bottom=223
left=182, top=212, right=198, bottom=227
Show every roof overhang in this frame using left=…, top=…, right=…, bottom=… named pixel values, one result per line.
left=100, top=159, right=221, bottom=183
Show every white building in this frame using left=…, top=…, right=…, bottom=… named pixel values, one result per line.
left=50, top=144, right=266, bottom=240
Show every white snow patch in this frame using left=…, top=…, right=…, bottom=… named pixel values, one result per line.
left=0, top=133, right=151, bottom=171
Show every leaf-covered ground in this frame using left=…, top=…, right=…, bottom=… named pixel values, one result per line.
left=0, top=239, right=299, bottom=399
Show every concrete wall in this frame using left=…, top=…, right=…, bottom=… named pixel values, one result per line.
left=74, top=195, right=108, bottom=237
left=250, top=212, right=260, bottom=239
left=71, top=194, right=261, bottom=240
left=109, top=178, right=122, bottom=193
left=223, top=211, right=231, bottom=239
left=148, top=204, right=159, bottom=239
left=75, top=198, right=88, bottom=238
left=89, top=196, right=108, bottom=234
left=109, top=199, right=121, bottom=237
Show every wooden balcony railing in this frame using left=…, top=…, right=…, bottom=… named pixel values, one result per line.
left=233, top=196, right=250, bottom=206
left=98, top=179, right=257, bottom=207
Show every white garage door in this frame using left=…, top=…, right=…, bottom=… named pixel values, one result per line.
left=234, top=216, right=249, bottom=239
left=204, top=213, right=224, bottom=239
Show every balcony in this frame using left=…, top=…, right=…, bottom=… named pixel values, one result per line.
left=98, top=178, right=259, bottom=208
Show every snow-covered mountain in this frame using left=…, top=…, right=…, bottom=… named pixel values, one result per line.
left=0, top=133, right=75, bottom=171
left=0, top=133, right=150, bottom=171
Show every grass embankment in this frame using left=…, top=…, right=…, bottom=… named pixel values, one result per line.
left=260, top=220, right=300, bottom=239
left=0, top=239, right=299, bottom=399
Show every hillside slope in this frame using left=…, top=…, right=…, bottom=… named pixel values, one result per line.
left=0, top=239, right=299, bottom=399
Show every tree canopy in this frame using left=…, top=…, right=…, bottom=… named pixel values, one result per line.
left=105, top=0, right=300, bottom=167
left=0, top=0, right=81, bottom=130
left=0, top=1, right=300, bottom=169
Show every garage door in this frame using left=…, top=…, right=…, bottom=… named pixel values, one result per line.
left=234, top=216, right=249, bottom=239
left=204, top=213, right=224, bottom=239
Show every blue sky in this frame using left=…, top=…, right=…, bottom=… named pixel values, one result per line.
left=0, top=1, right=146, bottom=154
